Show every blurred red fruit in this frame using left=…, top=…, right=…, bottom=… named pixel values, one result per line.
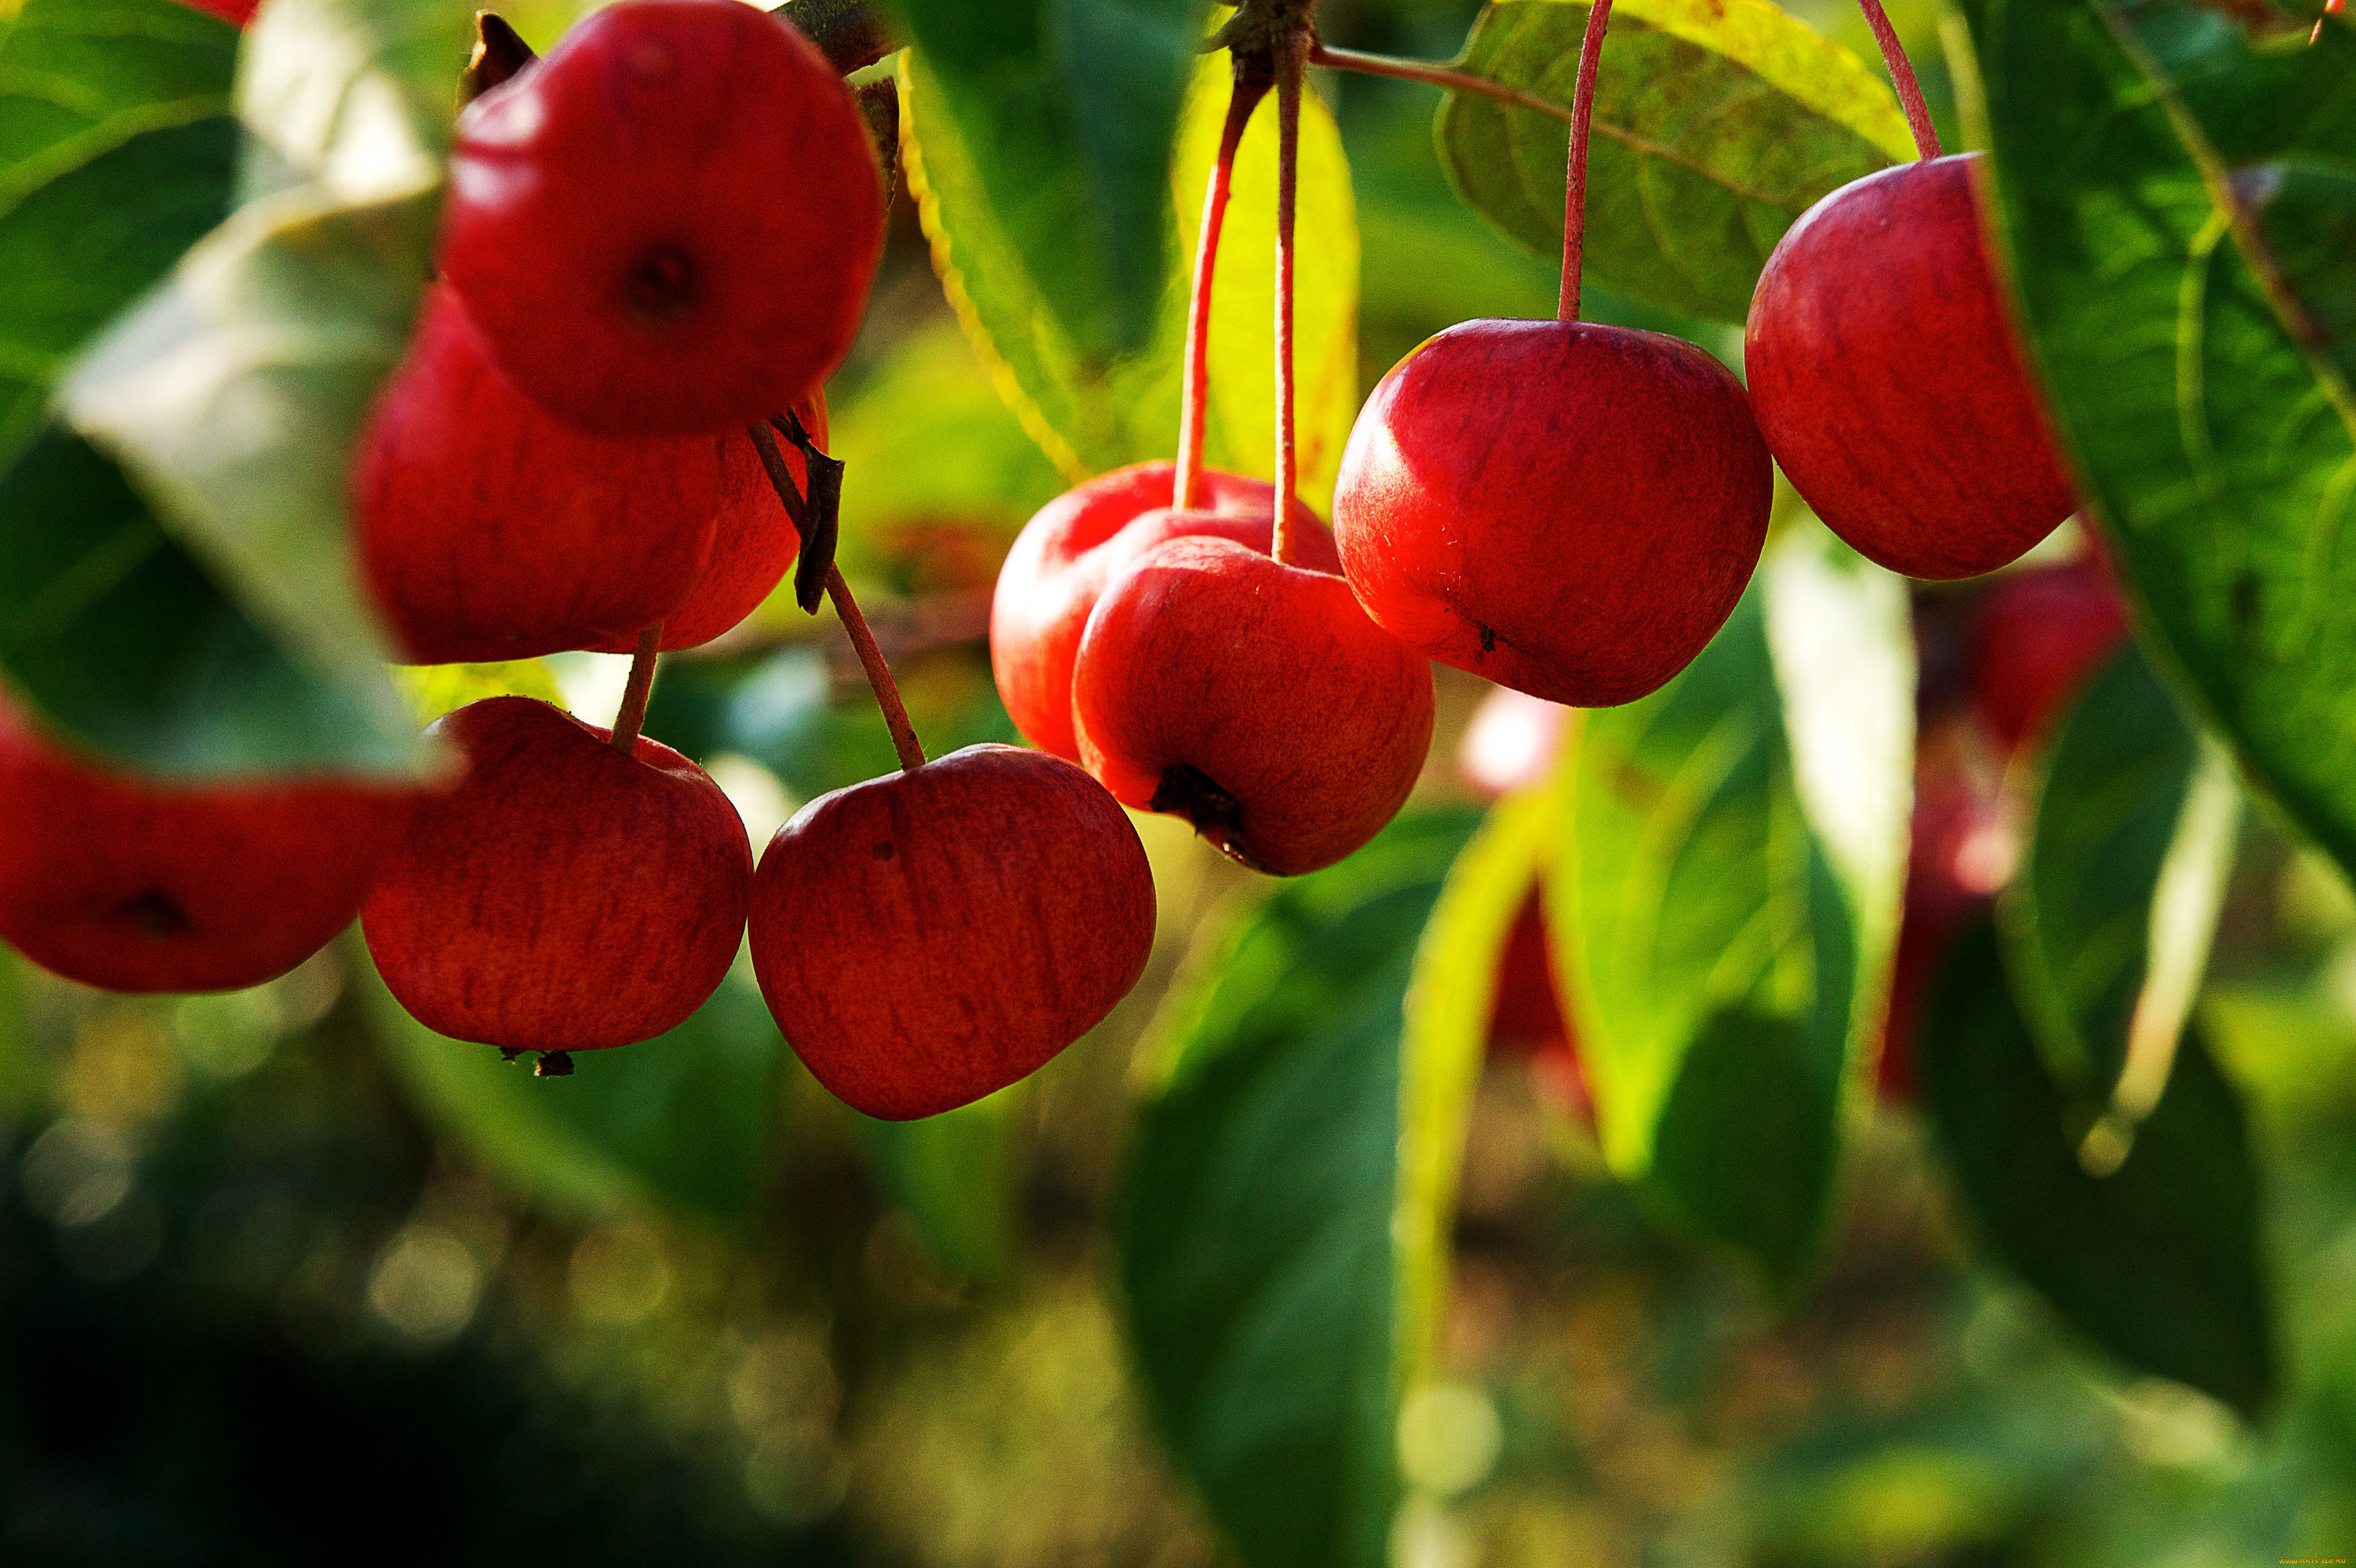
left=362, top=697, right=750, bottom=1052
left=990, top=461, right=1332, bottom=761
left=749, top=745, right=1155, bottom=1121
left=1878, top=769, right=2013, bottom=1100
left=1746, top=153, right=2078, bottom=580
left=440, top=0, right=884, bottom=436
left=356, top=286, right=720, bottom=664
left=1072, top=535, right=1434, bottom=876
left=1334, top=319, right=1771, bottom=708
left=181, top=0, right=258, bottom=23
left=1967, top=555, right=2128, bottom=754
left=0, top=693, right=428, bottom=993
left=1487, top=887, right=1591, bottom=1121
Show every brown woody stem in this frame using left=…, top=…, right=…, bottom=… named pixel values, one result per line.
left=1270, top=31, right=1307, bottom=566
left=827, top=567, right=927, bottom=772
left=778, top=0, right=899, bottom=75
left=610, top=626, right=662, bottom=753
left=1855, top=0, right=1941, bottom=159
left=1560, top=0, right=1614, bottom=323
left=1306, top=43, right=1573, bottom=126
left=1175, top=61, right=1273, bottom=513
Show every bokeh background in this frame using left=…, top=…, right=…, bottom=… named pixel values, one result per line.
left=10, top=0, right=2356, bottom=1562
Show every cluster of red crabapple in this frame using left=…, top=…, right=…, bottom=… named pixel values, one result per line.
left=0, top=0, right=2102, bottom=1123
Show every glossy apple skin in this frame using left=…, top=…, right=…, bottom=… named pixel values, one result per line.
left=362, top=697, right=751, bottom=1052
left=749, top=744, right=1155, bottom=1121
left=1745, top=153, right=2078, bottom=580
left=990, top=461, right=1334, bottom=761
left=0, top=694, right=427, bottom=994
left=1072, top=535, right=1434, bottom=876
left=587, top=392, right=828, bottom=655
left=1968, top=556, right=2127, bottom=754
left=440, top=0, right=885, bottom=437
left=1333, top=319, right=1771, bottom=709
left=356, top=287, right=720, bottom=665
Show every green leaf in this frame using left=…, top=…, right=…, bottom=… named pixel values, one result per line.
left=1170, top=53, right=1360, bottom=515
left=1120, top=810, right=1480, bottom=1568
left=2001, top=642, right=2241, bottom=1105
left=1557, top=526, right=1911, bottom=1293
left=0, top=0, right=241, bottom=460
left=889, top=0, right=1204, bottom=360
left=1920, top=919, right=2275, bottom=1418
left=1437, top=0, right=1912, bottom=324
left=1952, top=0, right=2356, bottom=879
left=856, top=1084, right=1027, bottom=1280
left=52, top=0, right=473, bottom=779
left=0, top=422, right=416, bottom=772
left=359, top=936, right=790, bottom=1228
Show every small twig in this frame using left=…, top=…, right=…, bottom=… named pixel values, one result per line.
left=609, top=626, right=662, bottom=753
left=1560, top=0, right=1615, bottom=323
left=774, top=410, right=845, bottom=613
left=1175, top=58, right=1274, bottom=512
left=1271, top=31, right=1307, bottom=563
left=1855, top=0, right=1942, bottom=159
left=745, top=423, right=811, bottom=535
left=1308, top=43, right=1573, bottom=126
left=826, top=567, right=926, bottom=772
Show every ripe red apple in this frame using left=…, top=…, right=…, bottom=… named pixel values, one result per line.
left=1745, top=153, right=2079, bottom=580
left=990, top=461, right=1333, bottom=761
left=356, top=286, right=721, bottom=665
left=362, top=697, right=751, bottom=1053
left=1332, top=320, right=1772, bottom=709
left=1967, top=555, right=2127, bottom=754
left=1071, top=535, right=1434, bottom=876
left=1487, top=886, right=1592, bottom=1121
left=587, top=393, right=829, bottom=655
left=0, top=692, right=428, bottom=994
left=439, top=0, right=885, bottom=437
left=748, top=744, right=1155, bottom=1121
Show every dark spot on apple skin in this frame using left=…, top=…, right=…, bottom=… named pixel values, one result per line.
left=1479, top=623, right=1498, bottom=655
left=872, top=840, right=896, bottom=861
left=115, top=889, right=191, bottom=938
left=623, top=245, right=702, bottom=321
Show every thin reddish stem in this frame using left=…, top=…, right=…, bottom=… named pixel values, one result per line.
left=609, top=625, right=661, bottom=753
left=1559, top=0, right=1615, bottom=323
left=1307, top=43, right=1574, bottom=126
left=827, top=567, right=927, bottom=772
left=1175, top=66, right=1271, bottom=513
left=1270, top=34, right=1306, bottom=566
left=1855, top=0, right=1941, bottom=159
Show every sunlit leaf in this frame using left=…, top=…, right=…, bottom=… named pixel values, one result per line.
left=1122, top=811, right=1479, bottom=1568
left=1921, top=919, right=2274, bottom=1418
left=1954, top=0, right=2356, bottom=879
left=1557, top=525, right=1910, bottom=1293
left=1437, top=0, right=1912, bottom=323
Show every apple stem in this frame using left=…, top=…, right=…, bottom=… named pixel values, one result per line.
left=1855, top=0, right=1942, bottom=159
left=1270, top=29, right=1308, bottom=567
left=1558, top=0, right=1614, bottom=324
left=609, top=625, right=662, bottom=754
left=1306, top=44, right=1577, bottom=128
left=826, top=566, right=928, bottom=772
left=1174, top=60, right=1273, bottom=514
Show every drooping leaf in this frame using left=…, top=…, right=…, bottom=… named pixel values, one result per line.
left=0, top=422, right=413, bottom=773
left=1954, top=0, right=2356, bottom=879
left=391, top=659, right=565, bottom=726
left=360, top=937, right=790, bottom=1228
left=1920, top=919, right=2274, bottom=1418
left=1170, top=52, right=1360, bottom=514
left=1436, top=0, right=1912, bottom=324
left=54, top=0, right=474, bottom=779
left=0, top=0, right=241, bottom=460
left=1121, top=811, right=1479, bottom=1568
left=2001, top=642, right=2241, bottom=1104
left=856, top=1083, right=1028, bottom=1280
left=888, top=0, right=1204, bottom=361
left=1556, top=526, right=1911, bottom=1293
